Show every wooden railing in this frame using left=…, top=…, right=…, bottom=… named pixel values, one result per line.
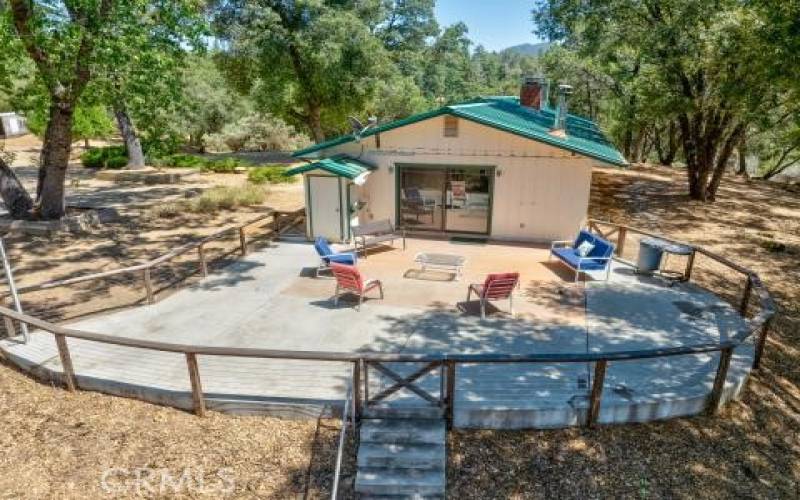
left=0, top=220, right=776, bottom=429
left=3, top=209, right=305, bottom=306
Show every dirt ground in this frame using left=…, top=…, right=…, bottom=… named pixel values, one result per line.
left=0, top=135, right=798, bottom=499
left=0, top=135, right=305, bottom=324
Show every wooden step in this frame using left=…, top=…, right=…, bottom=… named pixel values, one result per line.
left=360, top=418, right=445, bottom=445
left=355, top=468, right=445, bottom=496
left=363, top=405, right=445, bottom=420
left=358, top=442, right=445, bottom=470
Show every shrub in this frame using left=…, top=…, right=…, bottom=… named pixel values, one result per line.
left=203, top=113, right=311, bottom=153
left=188, top=185, right=267, bottom=213
left=104, top=155, right=129, bottom=169
left=149, top=202, right=184, bottom=219
left=153, top=154, right=207, bottom=169
left=81, top=146, right=128, bottom=169
left=199, top=157, right=250, bottom=173
left=148, top=186, right=267, bottom=218
left=247, top=165, right=296, bottom=185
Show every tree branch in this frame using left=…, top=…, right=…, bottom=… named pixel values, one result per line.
left=8, top=0, right=55, bottom=92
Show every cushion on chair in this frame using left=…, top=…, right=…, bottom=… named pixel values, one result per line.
left=551, top=247, right=607, bottom=271
left=576, top=240, right=595, bottom=257
left=314, top=237, right=333, bottom=257
left=328, top=253, right=356, bottom=265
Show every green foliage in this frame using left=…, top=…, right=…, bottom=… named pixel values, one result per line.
left=199, top=157, right=249, bottom=174
left=203, top=113, right=310, bottom=153
left=247, top=166, right=295, bottom=185
left=25, top=103, right=115, bottom=143
left=533, top=0, right=793, bottom=199
left=153, top=154, right=252, bottom=174
left=215, top=1, right=392, bottom=140
left=178, top=55, right=246, bottom=149
left=81, top=146, right=128, bottom=169
left=153, top=154, right=207, bottom=169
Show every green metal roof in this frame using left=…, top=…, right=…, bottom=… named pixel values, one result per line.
left=293, top=97, right=627, bottom=167
left=286, top=154, right=376, bottom=179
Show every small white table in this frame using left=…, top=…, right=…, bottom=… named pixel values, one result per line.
left=414, top=252, right=466, bottom=280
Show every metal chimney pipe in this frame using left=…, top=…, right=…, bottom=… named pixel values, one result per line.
left=554, top=84, right=573, bottom=131
left=539, top=79, right=550, bottom=111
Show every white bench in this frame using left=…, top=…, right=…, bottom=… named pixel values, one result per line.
left=352, top=219, right=406, bottom=257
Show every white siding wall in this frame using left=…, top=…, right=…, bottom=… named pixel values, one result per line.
left=320, top=115, right=597, bottom=242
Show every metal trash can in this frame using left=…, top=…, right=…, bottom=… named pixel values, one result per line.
left=637, top=237, right=665, bottom=273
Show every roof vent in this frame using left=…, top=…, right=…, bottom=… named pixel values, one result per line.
left=551, top=84, right=573, bottom=136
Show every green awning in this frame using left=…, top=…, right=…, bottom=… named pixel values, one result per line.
left=286, top=155, right=376, bottom=180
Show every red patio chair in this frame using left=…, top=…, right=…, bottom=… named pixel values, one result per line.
left=466, top=272, right=520, bottom=319
left=330, top=263, right=384, bottom=311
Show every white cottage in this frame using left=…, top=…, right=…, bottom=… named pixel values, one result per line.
left=288, top=80, right=627, bottom=243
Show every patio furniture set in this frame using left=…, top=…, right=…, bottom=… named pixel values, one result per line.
left=314, top=221, right=617, bottom=315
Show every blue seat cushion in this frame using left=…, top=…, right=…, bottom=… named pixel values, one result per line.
left=552, top=247, right=608, bottom=271
left=574, top=230, right=614, bottom=259
left=327, top=253, right=356, bottom=265
left=315, top=236, right=356, bottom=265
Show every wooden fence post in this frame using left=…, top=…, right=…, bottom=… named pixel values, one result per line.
left=363, top=360, right=370, bottom=405
left=197, top=244, right=208, bottom=277
left=239, top=227, right=248, bottom=256
left=753, top=319, right=772, bottom=370
left=445, top=360, right=456, bottom=430
left=616, top=227, right=627, bottom=257
left=185, top=353, right=206, bottom=417
left=54, top=333, right=77, bottom=392
left=740, top=275, right=753, bottom=316
left=707, top=347, right=733, bottom=415
left=587, top=359, right=607, bottom=427
left=143, top=268, right=154, bottom=305
left=684, top=248, right=697, bottom=282
left=352, top=360, right=362, bottom=421
left=3, top=315, right=15, bottom=337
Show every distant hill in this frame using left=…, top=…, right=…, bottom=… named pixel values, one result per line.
left=503, top=42, right=552, bottom=57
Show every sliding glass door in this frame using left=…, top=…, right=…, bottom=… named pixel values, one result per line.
left=444, top=167, right=492, bottom=233
left=397, top=165, right=492, bottom=234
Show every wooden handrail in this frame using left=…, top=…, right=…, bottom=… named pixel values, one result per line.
left=6, top=210, right=304, bottom=296
left=587, top=219, right=775, bottom=320
left=0, top=304, right=761, bottom=364
left=0, top=218, right=775, bottom=429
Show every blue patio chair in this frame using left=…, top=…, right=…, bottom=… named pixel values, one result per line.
left=549, top=229, right=616, bottom=282
left=314, top=237, right=357, bottom=277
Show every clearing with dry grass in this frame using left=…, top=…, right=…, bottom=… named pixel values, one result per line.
left=0, top=157, right=797, bottom=498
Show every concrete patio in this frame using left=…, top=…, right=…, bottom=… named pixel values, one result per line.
left=0, top=237, right=755, bottom=428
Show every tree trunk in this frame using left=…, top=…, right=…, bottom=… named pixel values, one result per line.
left=114, top=102, right=146, bottom=170
left=0, top=156, right=34, bottom=219
left=736, top=134, right=748, bottom=177
left=307, top=104, right=325, bottom=143
left=706, top=124, right=745, bottom=200
left=664, top=121, right=678, bottom=166
left=37, top=104, right=74, bottom=219
left=631, top=127, right=647, bottom=163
